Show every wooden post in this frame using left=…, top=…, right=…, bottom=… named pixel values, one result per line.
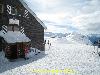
left=97, top=39, right=100, bottom=56
left=16, top=43, right=18, bottom=58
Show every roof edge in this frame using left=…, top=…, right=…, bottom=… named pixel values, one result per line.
left=19, top=0, right=47, bottom=29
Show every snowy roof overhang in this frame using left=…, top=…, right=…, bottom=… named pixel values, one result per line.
left=0, top=31, right=31, bottom=43
left=19, top=0, right=47, bottom=30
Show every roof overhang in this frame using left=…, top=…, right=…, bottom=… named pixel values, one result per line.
left=0, top=31, right=31, bottom=43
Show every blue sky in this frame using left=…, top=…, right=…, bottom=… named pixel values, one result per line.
left=24, top=0, right=100, bottom=34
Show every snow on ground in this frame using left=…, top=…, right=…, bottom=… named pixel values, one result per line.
left=0, top=37, right=100, bottom=75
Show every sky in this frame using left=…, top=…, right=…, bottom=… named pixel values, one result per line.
left=24, top=0, right=100, bottom=34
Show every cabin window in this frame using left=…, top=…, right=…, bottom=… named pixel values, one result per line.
left=7, top=5, right=17, bottom=15
left=7, top=26, right=19, bottom=31
left=11, top=7, right=15, bottom=15
left=11, top=7, right=17, bottom=15
left=0, top=4, right=3, bottom=13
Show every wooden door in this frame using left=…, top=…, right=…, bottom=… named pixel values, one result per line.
left=10, top=45, right=17, bottom=59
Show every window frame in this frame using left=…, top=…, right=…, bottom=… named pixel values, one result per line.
left=11, top=7, right=17, bottom=15
left=7, top=25, right=19, bottom=31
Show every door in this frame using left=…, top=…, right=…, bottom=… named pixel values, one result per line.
left=10, top=45, right=17, bottom=59
left=18, top=43, right=25, bottom=58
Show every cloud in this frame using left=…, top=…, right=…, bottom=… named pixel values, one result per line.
left=72, top=0, right=100, bottom=34
left=79, top=0, right=100, bottom=14
left=24, top=0, right=100, bottom=34
left=45, top=25, right=68, bottom=33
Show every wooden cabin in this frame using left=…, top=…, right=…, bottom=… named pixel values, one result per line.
left=0, top=25, right=31, bottom=60
left=0, top=0, right=46, bottom=50
left=0, top=0, right=46, bottom=59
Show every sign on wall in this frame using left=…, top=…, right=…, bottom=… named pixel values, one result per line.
left=9, top=19, right=19, bottom=25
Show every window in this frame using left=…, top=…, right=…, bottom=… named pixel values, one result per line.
left=11, top=7, right=15, bottom=15
left=7, top=26, right=19, bottom=31
left=11, top=7, right=17, bottom=15
left=7, top=5, right=17, bottom=15
left=0, top=4, right=3, bottom=13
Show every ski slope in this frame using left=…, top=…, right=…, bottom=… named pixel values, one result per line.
left=0, top=37, right=100, bottom=75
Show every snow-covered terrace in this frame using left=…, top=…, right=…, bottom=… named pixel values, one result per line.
left=0, top=31, right=30, bottom=43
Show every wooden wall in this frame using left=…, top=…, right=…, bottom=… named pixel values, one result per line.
left=0, top=0, right=45, bottom=51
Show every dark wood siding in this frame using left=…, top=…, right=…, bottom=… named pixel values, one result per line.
left=0, top=0, right=45, bottom=51
left=0, top=0, right=8, bottom=28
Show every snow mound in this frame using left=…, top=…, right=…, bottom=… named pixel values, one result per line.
left=27, top=47, right=41, bottom=58
left=0, top=51, right=9, bottom=63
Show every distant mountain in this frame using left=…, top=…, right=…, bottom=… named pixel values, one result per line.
left=66, top=33, right=92, bottom=45
left=44, top=32, right=100, bottom=45
left=44, top=32, right=66, bottom=38
left=88, top=34, right=100, bottom=45
left=44, top=32, right=56, bottom=38
left=45, top=32, right=91, bottom=45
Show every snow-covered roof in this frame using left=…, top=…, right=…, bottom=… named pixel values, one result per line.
left=0, top=31, right=31, bottom=43
left=19, top=0, right=47, bottom=29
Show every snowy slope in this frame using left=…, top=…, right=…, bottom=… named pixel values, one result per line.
left=0, top=37, right=100, bottom=75
left=66, top=33, right=92, bottom=45
left=45, top=32, right=92, bottom=45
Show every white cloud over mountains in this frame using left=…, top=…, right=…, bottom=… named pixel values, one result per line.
left=24, top=0, right=100, bottom=34
left=73, top=11, right=100, bottom=34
